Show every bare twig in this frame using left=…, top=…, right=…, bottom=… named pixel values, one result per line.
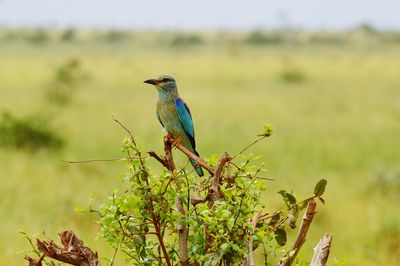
left=148, top=151, right=169, bottom=169
left=112, top=115, right=136, bottom=143
left=62, top=158, right=128, bottom=164
left=24, top=254, right=45, bottom=266
left=310, top=233, right=333, bottom=266
left=279, top=199, right=317, bottom=266
left=231, top=135, right=269, bottom=160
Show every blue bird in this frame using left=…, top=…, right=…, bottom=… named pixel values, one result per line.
left=144, top=75, right=204, bottom=176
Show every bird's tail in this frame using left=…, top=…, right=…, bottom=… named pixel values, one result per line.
left=190, top=150, right=204, bottom=177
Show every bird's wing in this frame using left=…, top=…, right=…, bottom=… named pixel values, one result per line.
left=174, top=98, right=196, bottom=149
left=156, top=110, right=164, bottom=128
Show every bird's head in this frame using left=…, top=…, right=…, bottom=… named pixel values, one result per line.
left=144, top=75, right=177, bottom=94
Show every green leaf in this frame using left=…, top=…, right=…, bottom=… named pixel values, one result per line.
left=314, top=179, right=327, bottom=196
left=275, top=228, right=287, bottom=246
left=259, top=123, right=273, bottom=137
left=268, top=213, right=280, bottom=226
left=278, top=190, right=296, bottom=205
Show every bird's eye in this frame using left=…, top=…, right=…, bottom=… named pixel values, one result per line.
left=162, top=78, right=171, bottom=82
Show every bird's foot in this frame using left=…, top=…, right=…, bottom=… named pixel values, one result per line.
left=172, top=136, right=182, bottom=147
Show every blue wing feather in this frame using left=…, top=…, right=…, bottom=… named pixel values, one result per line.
left=174, top=98, right=196, bottom=149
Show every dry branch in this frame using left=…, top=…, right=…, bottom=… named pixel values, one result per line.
left=247, top=212, right=261, bottom=266
left=25, top=230, right=100, bottom=266
left=279, top=199, right=317, bottom=266
left=310, top=233, right=333, bottom=266
left=164, top=136, right=189, bottom=266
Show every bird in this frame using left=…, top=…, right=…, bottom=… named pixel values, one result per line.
left=144, top=75, right=204, bottom=176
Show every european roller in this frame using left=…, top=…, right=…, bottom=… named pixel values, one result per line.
left=144, top=75, right=204, bottom=176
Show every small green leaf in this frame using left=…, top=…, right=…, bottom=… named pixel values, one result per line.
left=259, top=123, right=273, bottom=137
left=275, top=228, right=287, bottom=246
left=268, top=213, right=280, bottom=226
left=314, top=179, right=327, bottom=196
left=278, top=190, right=296, bottom=205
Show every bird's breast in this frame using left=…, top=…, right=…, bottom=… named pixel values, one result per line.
left=157, top=100, right=184, bottom=136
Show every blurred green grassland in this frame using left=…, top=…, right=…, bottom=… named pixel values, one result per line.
left=0, top=27, right=400, bottom=265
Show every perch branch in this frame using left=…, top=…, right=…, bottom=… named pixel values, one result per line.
left=279, top=199, right=317, bottom=266
left=169, top=136, right=215, bottom=175
left=310, top=233, right=333, bottom=266
left=164, top=136, right=189, bottom=266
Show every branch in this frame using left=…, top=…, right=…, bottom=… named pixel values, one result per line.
left=209, top=152, right=231, bottom=201
left=62, top=158, right=128, bottom=164
left=164, top=136, right=189, bottom=266
left=172, top=139, right=215, bottom=175
left=24, top=255, right=45, bottom=266
left=25, top=230, right=100, bottom=266
left=231, top=135, right=269, bottom=160
left=247, top=212, right=261, bottom=266
left=112, top=115, right=136, bottom=144
left=148, top=151, right=169, bottom=169
left=279, top=199, right=317, bottom=266
left=310, top=233, right=333, bottom=266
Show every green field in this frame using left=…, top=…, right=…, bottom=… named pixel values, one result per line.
left=0, top=31, right=399, bottom=265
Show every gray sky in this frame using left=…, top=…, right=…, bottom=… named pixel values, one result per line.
left=0, top=0, right=399, bottom=30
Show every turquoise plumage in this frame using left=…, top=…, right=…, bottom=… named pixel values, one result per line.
left=144, top=75, right=204, bottom=176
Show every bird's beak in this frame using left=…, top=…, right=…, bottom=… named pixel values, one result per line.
left=144, top=79, right=159, bottom=85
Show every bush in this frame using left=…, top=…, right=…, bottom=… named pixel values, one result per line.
left=245, top=31, right=285, bottom=45
left=94, top=124, right=328, bottom=265
left=46, top=58, right=89, bottom=105
left=170, top=34, right=203, bottom=46
left=27, top=29, right=50, bottom=45
left=0, top=112, right=63, bottom=151
left=101, top=30, right=130, bottom=42
left=23, top=123, right=330, bottom=265
left=60, top=28, right=76, bottom=42
left=279, top=67, right=307, bottom=83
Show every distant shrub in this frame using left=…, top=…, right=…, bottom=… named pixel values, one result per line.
left=170, top=33, right=203, bottom=46
left=309, top=33, right=346, bottom=45
left=370, top=170, right=400, bottom=194
left=379, top=32, right=400, bottom=44
left=101, top=30, right=130, bottom=42
left=357, top=23, right=377, bottom=35
left=245, top=31, right=284, bottom=45
left=279, top=67, right=306, bottom=83
left=60, top=28, right=76, bottom=42
left=46, top=58, right=89, bottom=105
left=0, top=112, right=63, bottom=151
left=27, top=29, right=49, bottom=45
